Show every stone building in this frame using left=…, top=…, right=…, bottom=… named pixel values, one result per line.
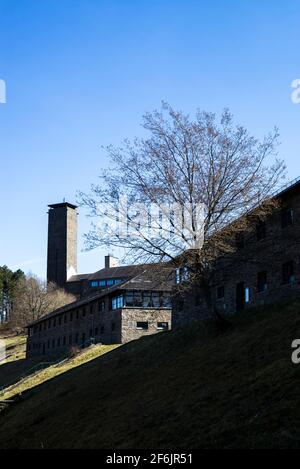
left=26, top=203, right=173, bottom=357
left=172, top=177, right=300, bottom=327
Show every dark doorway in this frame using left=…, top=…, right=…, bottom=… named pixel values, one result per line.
left=236, top=282, right=245, bottom=312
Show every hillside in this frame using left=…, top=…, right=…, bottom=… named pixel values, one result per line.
left=1, top=300, right=300, bottom=449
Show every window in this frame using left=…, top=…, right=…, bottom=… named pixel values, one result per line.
left=111, top=322, right=115, bottom=332
left=157, top=322, right=169, bottom=330
left=194, top=295, right=201, bottom=306
left=126, top=291, right=143, bottom=307
left=90, top=304, right=94, bottom=314
left=91, top=279, right=122, bottom=288
left=82, top=307, right=86, bottom=317
left=282, top=261, right=295, bottom=285
left=125, top=291, right=170, bottom=308
left=235, top=233, right=245, bottom=249
left=112, top=295, right=124, bottom=310
left=47, top=339, right=50, bottom=349
left=89, top=329, right=93, bottom=337
left=63, top=336, right=66, bottom=346
left=217, top=286, right=225, bottom=299
left=52, top=339, right=55, bottom=348
left=82, top=333, right=86, bottom=346
left=75, top=333, right=79, bottom=344
left=175, top=267, right=190, bottom=284
left=76, top=310, right=79, bottom=320
left=58, top=316, right=62, bottom=326
left=48, top=320, right=51, bottom=329
left=43, top=322, right=46, bottom=330
left=64, top=314, right=67, bottom=323
left=57, top=338, right=61, bottom=347
left=136, top=321, right=148, bottom=330
left=95, top=327, right=99, bottom=336
left=256, top=222, right=266, bottom=241
left=245, top=287, right=250, bottom=303
left=257, top=271, right=268, bottom=293
left=98, top=300, right=105, bottom=312
left=70, top=312, right=73, bottom=322
left=100, top=326, right=105, bottom=334
left=53, top=318, right=56, bottom=327
left=69, top=335, right=72, bottom=345
left=281, top=207, right=294, bottom=228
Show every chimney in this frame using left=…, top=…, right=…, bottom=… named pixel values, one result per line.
left=105, top=254, right=119, bottom=269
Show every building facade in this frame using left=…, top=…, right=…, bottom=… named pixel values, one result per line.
left=27, top=262, right=173, bottom=357
left=172, top=178, right=300, bottom=327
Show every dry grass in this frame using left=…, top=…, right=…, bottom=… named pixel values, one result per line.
left=0, top=335, right=27, bottom=364
left=1, top=300, right=300, bottom=448
left=0, top=344, right=119, bottom=400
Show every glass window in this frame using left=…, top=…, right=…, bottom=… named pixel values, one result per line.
left=235, top=233, right=245, bottom=249
left=107, top=279, right=114, bottom=286
left=281, top=207, right=294, bottom=228
left=91, top=281, right=98, bottom=287
left=245, top=287, right=250, bottom=303
left=112, top=295, right=124, bottom=310
left=256, top=222, right=266, bottom=241
left=157, top=322, right=169, bottom=330
left=136, top=321, right=148, bottom=330
left=282, top=261, right=295, bottom=285
left=98, top=280, right=106, bottom=287
left=257, top=271, right=268, bottom=293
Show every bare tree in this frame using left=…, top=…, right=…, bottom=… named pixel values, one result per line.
left=79, top=103, right=286, bottom=317
left=10, top=275, right=76, bottom=329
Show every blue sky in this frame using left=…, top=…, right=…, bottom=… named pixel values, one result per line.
left=0, top=0, right=300, bottom=278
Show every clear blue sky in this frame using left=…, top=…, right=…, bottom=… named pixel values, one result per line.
left=1, top=0, right=300, bottom=278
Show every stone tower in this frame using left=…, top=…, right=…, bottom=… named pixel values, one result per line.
left=47, top=202, right=78, bottom=289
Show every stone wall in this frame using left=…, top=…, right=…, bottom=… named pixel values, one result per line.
left=121, top=308, right=172, bottom=342
left=26, top=299, right=171, bottom=358
left=173, top=185, right=300, bottom=327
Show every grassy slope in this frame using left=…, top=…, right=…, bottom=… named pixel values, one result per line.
left=0, top=344, right=119, bottom=400
left=0, top=335, right=27, bottom=364
left=1, top=300, right=300, bottom=448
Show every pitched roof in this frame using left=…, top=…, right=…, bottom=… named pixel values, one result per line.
left=27, top=264, right=174, bottom=327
